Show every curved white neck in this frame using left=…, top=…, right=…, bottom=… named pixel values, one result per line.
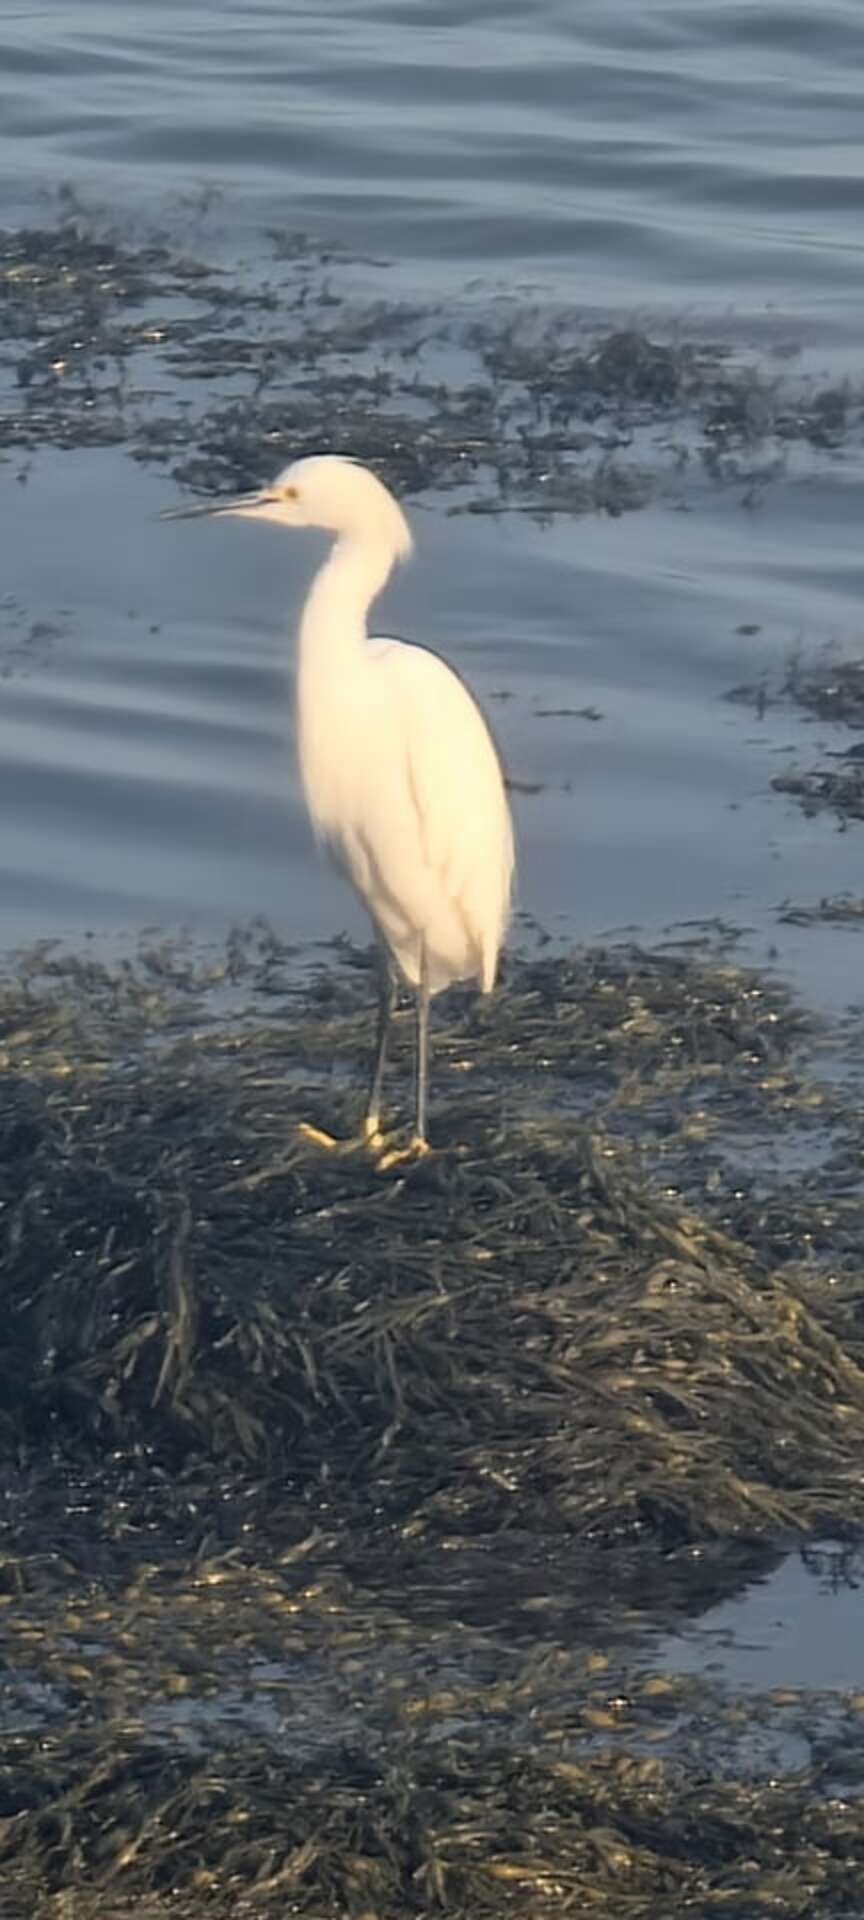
left=298, top=534, right=396, bottom=668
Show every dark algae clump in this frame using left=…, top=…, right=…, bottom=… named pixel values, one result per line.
left=3, top=933, right=864, bottom=1915
left=4, top=213, right=864, bottom=522
left=771, top=655, right=864, bottom=825
left=772, top=763, right=864, bottom=824
left=729, top=654, right=864, bottom=829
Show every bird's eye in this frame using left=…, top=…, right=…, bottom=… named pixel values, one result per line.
left=283, top=484, right=298, bottom=501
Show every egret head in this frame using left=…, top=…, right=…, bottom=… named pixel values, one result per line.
left=162, top=455, right=413, bottom=561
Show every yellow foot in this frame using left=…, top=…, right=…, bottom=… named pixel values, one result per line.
left=296, top=1118, right=431, bottom=1171
left=296, top=1116, right=398, bottom=1158
left=375, top=1134, right=431, bottom=1173
left=296, top=1122, right=364, bottom=1154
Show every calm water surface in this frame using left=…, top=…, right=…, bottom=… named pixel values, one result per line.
left=2, top=0, right=864, bottom=1009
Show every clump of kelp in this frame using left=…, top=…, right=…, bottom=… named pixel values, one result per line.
left=773, top=762, right=864, bottom=824
left=779, top=893, right=864, bottom=927
left=6, top=1672, right=864, bottom=1919
left=771, top=657, right=864, bottom=824
left=728, top=654, right=864, bottom=827
left=4, top=933, right=864, bottom=1917
left=790, top=657, right=864, bottom=730
left=3, top=207, right=863, bottom=518
left=2, top=931, right=864, bottom=1542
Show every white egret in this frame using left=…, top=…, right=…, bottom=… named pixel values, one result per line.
left=163, top=455, right=514, bottom=1160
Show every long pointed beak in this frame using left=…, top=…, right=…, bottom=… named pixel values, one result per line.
left=159, top=488, right=277, bottom=521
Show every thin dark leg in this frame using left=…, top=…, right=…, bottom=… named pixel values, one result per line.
left=365, top=948, right=397, bottom=1137
left=414, top=946, right=430, bottom=1146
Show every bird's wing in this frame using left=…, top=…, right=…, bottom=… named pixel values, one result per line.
left=366, top=638, right=514, bottom=988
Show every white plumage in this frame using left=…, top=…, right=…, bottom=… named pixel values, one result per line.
left=163, top=454, right=514, bottom=1157
left=300, top=632, right=512, bottom=994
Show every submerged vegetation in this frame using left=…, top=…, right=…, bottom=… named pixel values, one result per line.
left=772, top=762, right=864, bottom=824
left=3, top=931, right=864, bottom=1914
left=728, top=656, right=864, bottom=829
left=2, top=204, right=862, bottom=520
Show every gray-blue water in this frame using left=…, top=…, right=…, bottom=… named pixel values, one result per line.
left=3, top=1, right=863, bottom=330
left=1, top=0, right=863, bottom=1014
